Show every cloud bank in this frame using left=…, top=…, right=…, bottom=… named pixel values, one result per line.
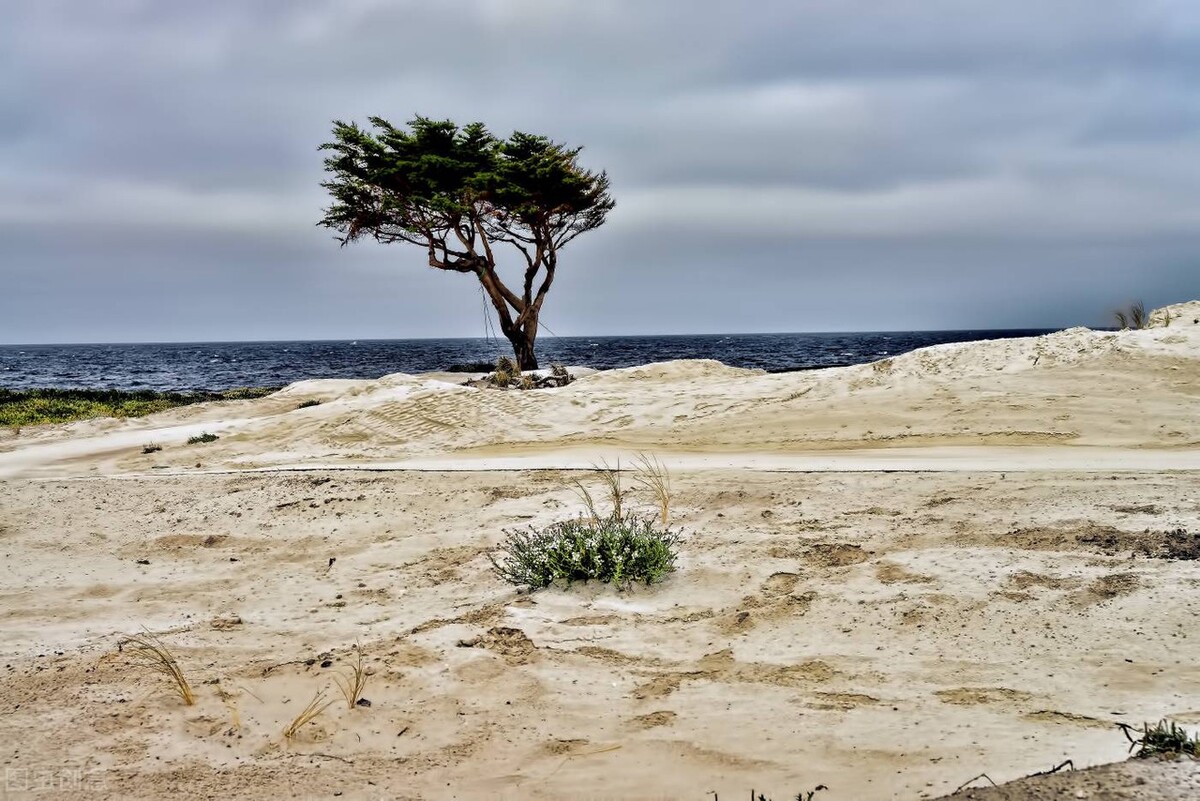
left=2, top=0, right=1199, bottom=341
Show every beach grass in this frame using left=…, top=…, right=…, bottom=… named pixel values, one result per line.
left=119, top=631, right=197, bottom=706
left=333, top=646, right=370, bottom=709
left=1121, top=719, right=1200, bottom=758
left=282, top=690, right=334, bottom=740
left=0, top=387, right=278, bottom=428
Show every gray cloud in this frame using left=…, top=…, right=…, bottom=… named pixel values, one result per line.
left=2, top=0, right=1199, bottom=343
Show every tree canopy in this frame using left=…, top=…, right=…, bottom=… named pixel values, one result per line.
left=318, top=116, right=614, bottom=370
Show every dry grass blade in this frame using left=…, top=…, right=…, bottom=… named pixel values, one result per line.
left=283, top=689, right=333, bottom=740
left=632, top=452, right=672, bottom=525
left=593, top=458, right=626, bottom=518
left=120, top=631, right=196, bottom=706
left=333, top=647, right=369, bottom=709
left=216, top=686, right=242, bottom=730
left=570, top=478, right=600, bottom=521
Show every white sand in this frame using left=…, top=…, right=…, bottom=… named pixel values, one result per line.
left=1, top=305, right=1198, bottom=799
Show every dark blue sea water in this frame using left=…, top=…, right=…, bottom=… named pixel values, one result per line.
left=0, top=330, right=1055, bottom=392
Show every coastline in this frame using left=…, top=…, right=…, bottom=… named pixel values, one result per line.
left=1, top=304, right=1198, bottom=799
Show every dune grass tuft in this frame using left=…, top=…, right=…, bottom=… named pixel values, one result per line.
left=283, top=689, right=334, bottom=740
left=1114, top=300, right=1149, bottom=330
left=120, top=631, right=196, bottom=706
left=632, top=452, right=672, bottom=525
left=187, top=432, right=219, bottom=444
left=333, top=646, right=370, bottom=709
left=596, top=459, right=627, bottom=518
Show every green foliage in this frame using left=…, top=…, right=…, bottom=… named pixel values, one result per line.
left=187, top=432, right=219, bottom=444
left=1120, top=719, right=1200, bottom=758
left=0, top=387, right=277, bottom=428
left=490, top=514, right=680, bottom=589
left=318, top=116, right=613, bottom=250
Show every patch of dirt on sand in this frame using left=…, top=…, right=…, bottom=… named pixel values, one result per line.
left=1022, top=709, right=1112, bottom=729
left=1083, top=527, right=1200, bottom=560
left=1072, top=572, right=1141, bottom=605
left=877, top=561, right=934, bottom=584
left=809, top=692, right=880, bottom=711
left=760, top=571, right=801, bottom=595
left=630, top=649, right=836, bottom=701
left=630, top=710, right=677, bottom=729
left=558, top=614, right=621, bottom=626
left=936, top=687, right=1033, bottom=707
left=803, top=542, right=871, bottom=567
left=1110, top=503, right=1163, bottom=515
left=718, top=573, right=817, bottom=633
left=152, top=533, right=231, bottom=549
left=1006, top=570, right=1081, bottom=591
left=456, top=626, right=537, bottom=664
left=1002, top=524, right=1200, bottom=560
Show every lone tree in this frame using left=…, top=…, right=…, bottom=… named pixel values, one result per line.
left=318, top=116, right=614, bottom=370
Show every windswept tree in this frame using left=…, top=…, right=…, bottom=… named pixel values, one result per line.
left=318, top=116, right=614, bottom=370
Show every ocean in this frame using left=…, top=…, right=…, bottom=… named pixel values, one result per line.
left=0, top=329, right=1055, bottom=392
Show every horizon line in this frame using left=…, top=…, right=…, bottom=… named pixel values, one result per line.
left=0, top=325, right=1068, bottom=348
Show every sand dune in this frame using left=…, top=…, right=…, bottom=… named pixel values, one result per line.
left=1, top=305, right=1198, bottom=799
left=3, top=311, right=1199, bottom=479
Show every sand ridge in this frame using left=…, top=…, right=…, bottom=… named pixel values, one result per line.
left=1, top=319, right=1199, bottom=479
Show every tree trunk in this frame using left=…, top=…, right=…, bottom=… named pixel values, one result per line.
left=474, top=265, right=541, bottom=371
left=505, top=324, right=539, bottom=371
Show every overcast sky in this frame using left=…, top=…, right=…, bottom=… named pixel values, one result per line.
left=3, top=0, right=1200, bottom=343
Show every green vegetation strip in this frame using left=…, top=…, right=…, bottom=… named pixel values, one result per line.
left=0, top=387, right=279, bottom=428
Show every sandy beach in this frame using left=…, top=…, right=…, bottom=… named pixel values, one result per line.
left=2, top=303, right=1199, bottom=799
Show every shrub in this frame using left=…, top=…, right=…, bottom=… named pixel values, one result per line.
left=490, top=513, right=680, bottom=588
left=296, top=399, right=322, bottom=409
left=0, top=387, right=278, bottom=427
left=187, top=432, right=219, bottom=444
left=142, top=443, right=162, bottom=454
left=219, top=387, right=278, bottom=400
left=491, top=355, right=520, bottom=387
